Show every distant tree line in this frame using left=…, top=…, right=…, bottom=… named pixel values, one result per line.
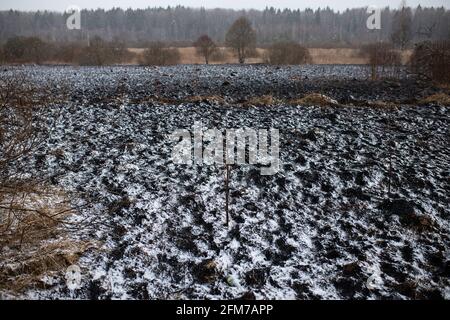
left=0, top=6, right=449, bottom=47
left=0, top=17, right=309, bottom=66
left=0, top=12, right=449, bottom=84
left=0, top=35, right=134, bottom=65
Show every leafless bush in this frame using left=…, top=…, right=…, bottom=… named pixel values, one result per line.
left=3, top=37, right=52, bottom=64
left=77, top=36, right=114, bottom=66
left=194, top=35, right=217, bottom=65
left=0, top=183, right=92, bottom=294
left=359, top=43, right=402, bottom=80
left=0, top=73, right=63, bottom=206
left=140, top=42, right=181, bottom=66
left=109, top=38, right=136, bottom=64
left=410, top=41, right=450, bottom=84
left=0, top=73, right=69, bottom=221
left=265, top=41, right=311, bottom=65
left=0, top=74, right=48, bottom=248
left=51, top=43, right=83, bottom=64
left=0, top=73, right=86, bottom=294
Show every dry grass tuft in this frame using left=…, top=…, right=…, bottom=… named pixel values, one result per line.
left=419, top=93, right=450, bottom=106
left=364, top=100, right=399, bottom=108
left=290, top=93, right=339, bottom=106
left=0, top=73, right=91, bottom=296
left=184, top=95, right=226, bottom=104
left=245, top=95, right=281, bottom=106
left=0, top=186, right=96, bottom=295
left=135, top=95, right=176, bottom=105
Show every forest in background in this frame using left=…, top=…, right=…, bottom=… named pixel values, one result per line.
left=0, top=5, right=449, bottom=47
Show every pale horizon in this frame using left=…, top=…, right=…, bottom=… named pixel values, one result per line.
left=0, top=0, right=449, bottom=12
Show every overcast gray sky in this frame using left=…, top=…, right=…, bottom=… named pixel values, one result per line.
left=0, top=0, right=448, bottom=11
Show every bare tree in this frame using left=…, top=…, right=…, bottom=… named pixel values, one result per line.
left=416, top=22, right=437, bottom=40
left=391, top=1, right=413, bottom=50
left=194, top=35, right=217, bottom=65
left=225, top=17, right=256, bottom=64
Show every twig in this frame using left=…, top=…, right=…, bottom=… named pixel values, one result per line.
left=225, top=164, right=231, bottom=227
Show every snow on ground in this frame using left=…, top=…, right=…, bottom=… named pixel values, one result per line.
left=1, top=65, right=449, bottom=299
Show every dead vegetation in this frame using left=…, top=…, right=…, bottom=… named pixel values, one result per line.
left=194, top=35, right=217, bottom=65
left=245, top=95, right=281, bottom=106
left=418, top=93, right=450, bottom=106
left=0, top=73, right=92, bottom=296
left=289, top=93, right=339, bottom=106
left=359, top=43, right=403, bottom=80
left=410, top=41, right=450, bottom=84
left=140, top=42, right=181, bottom=66
left=184, top=95, right=226, bottom=104
left=265, top=42, right=312, bottom=65
left=0, top=185, right=95, bottom=295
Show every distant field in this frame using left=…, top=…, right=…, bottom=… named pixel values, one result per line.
left=129, top=47, right=265, bottom=65
left=129, top=47, right=413, bottom=65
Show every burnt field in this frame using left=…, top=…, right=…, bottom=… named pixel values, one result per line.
left=1, top=65, right=449, bottom=299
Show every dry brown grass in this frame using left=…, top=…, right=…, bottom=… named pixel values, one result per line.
left=0, top=185, right=97, bottom=295
left=184, top=95, right=226, bottom=104
left=365, top=100, right=397, bottom=108
left=310, top=48, right=412, bottom=65
left=245, top=95, right=281, bottom=106
left=419, top=93, right=450, bottom=105
left=309, top=48, right=367, bottom=65
left=290, top=93, right=339, bottom=106
left=129, top=47, right=265, bottom=64
left=128, top=47, right=412, bottom=65
left=0, top=240, right=93, bottom=295
left=0, top=73, right=92, bottom=296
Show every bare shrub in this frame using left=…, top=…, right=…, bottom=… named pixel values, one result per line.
left=266, top=41, right=311, bottom=65
left=225, top=17, right=257, bottom=64
left=0, top=76, right=41, bottom=180
left=0, top=72, right=60, bottom=192
left=52, top=39, right=134, bottom=65
left=24, top=37, right=50, bottom=65
left=141, top=42, right=181, bottom=66
left=52, top=43, right=83, bottom=64
left=109, top=38, right=136, bottom=64
left=410, top=41, right=450, bottom=84
left=359, top=43, right=402, bottom=80
left=0, top=185, right=94, bottom=294
left=0, top=73, right=89, bottom=295
left=391, top=2, right=413, bottom=50
left=3, top=37, right=27, bottom=63
left=194, top=35, right=217, bottom=65
left=77, top=36, right=113, bottom=66
left=3, top=37, right=51, bottom=64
